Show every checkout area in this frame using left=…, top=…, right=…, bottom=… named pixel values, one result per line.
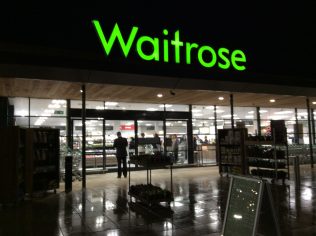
left=195, top=144, right=217, bottom=165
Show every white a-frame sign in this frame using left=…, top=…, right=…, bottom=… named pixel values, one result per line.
left=222, top=175, right=281, bottom=236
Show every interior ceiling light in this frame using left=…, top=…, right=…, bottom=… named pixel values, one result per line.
left=105, top=102, right=118, bottom=106
left=218, top=97, right=224, bottom=101
left=157, top=93, right=163, bottom=98
left=312, top=101, right=316, bottom=105
left=269, top=99, right=276, bottom=103
left=146, top=108, right=158, bottom=111
left=159, top=104, right=172, bottom=108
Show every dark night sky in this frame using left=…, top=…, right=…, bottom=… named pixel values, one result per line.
left=0, top=1, right=316, bottom=85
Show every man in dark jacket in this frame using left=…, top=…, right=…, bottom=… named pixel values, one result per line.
left=113, top=132, right=128, bottom=178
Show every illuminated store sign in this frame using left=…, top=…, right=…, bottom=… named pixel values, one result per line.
left=92, top=20, right=246, bottom=71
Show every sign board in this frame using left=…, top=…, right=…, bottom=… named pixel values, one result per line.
left=120, top=124, right=134, bottom=130
left=92, top=20, right=247, bottom=72
left=54, top=110, right=64, bottom=115
left=222, top=175, right=280, bottom=236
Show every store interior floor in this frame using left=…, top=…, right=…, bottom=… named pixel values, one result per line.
left=1, top=165, right=316, bottom=236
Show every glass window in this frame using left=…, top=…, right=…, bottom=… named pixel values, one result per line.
left=192, top=105, right=215, bottom=119
left=30, top=117, right=66, bottom=134
left=8, top=97, right=29, bottom=116
left=234, top=107, right=258, bottom=136
left=13, top=117, right=29, bottom=128
left=166, top=104, right=189, bottom=112
left=165, top=120, right=188, bottom=165
left=215, top=106, right=232, bottom=129
left=260, top=107, right=295, bottom=143
left=31, top=98, right=66, bottom=117
left=70, top=100, right=189, bottom=112
left=71, top=100, right=104, bottom=109
left=109, top=102, right=164, bottom=111
left=192, top=119, right=216, bottom=143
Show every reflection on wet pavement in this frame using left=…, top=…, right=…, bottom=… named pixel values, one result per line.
left=0, top=166, right=316, bottom=235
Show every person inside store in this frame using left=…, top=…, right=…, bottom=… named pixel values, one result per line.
left=138, top=132, right=146, bottom=154
left=193, top=136, right=198, bottom=151
left=171, top=134, right=179, bottom=163
left=153, top=133, right=161, bottom=153
left=203, top=136, right=209, bottom=144
left=113, top=131, right=128, bottom=178
left=129, top=137, right=135, bottom=156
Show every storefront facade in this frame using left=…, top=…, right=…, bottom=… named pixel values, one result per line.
left=1, top=4, right=316, bottom=182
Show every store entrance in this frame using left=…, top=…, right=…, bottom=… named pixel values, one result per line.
left=69, top=108, right=193, bottom=184
left=166, top=120, right=188, bottom=165
left=71, top=119, right=136, bottom=172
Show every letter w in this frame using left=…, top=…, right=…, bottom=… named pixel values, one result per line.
left=92, top=20, right=138, bottom=58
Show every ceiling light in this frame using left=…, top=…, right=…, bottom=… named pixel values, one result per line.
left=146, top=108, right=158, bottom=111
left=218, top=97, right=224, bottom=101
left=16, top=110, right=28, bottom=117
left=80, top=89, right=83, bottom=93
left=44, top=109, right=54, bottom=114
left=52, top=100, right=66, bottom=104
left=312, top=101, right=316, bottom=105
left=157, top=93, right=163, bottom=98
left=159, top=104, right=172, bottom=108
left=245, top=115, right=254, bottom=119
left=96, top=106, right=104, bottom=110
left=216, top=110, right=225, bottom=113
left=48, top=104, right=61, bottom=109
left=105, top=102, right=118, bottom=106
left=274, top=111, right=293, bottom=115
left=269, top=99, right=276, bottom=103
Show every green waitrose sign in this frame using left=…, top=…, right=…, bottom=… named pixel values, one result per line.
left=92, top=20, right=247, bottom=71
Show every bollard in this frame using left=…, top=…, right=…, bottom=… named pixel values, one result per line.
left=294, top=156, right=301, bottom=188
left=65, top=155, right=73, bottom=193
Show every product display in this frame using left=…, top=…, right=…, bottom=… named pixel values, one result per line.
left=129, top=184, right=173, bottom=203
left=218, top=128, right=248, bottom=175
left=246, top=133, right=289, bottom=183
left=73, top=136, right=117, bottom=168
left=128, top=153, right=174, bottom=207
left=0, top=127, right=26, bottom=204
left=25, top=128, right=60, bottom=194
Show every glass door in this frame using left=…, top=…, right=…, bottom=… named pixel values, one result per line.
left=73, top=119, right=104, bottom=171
left=104, top=120, right=135, bottom=170
left=137, top=120, right=164, bottom=155
left=166, top=120, right=188, bottom=165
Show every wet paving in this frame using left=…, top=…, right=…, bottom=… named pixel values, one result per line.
left=0, top=166, right=316, bottom=235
